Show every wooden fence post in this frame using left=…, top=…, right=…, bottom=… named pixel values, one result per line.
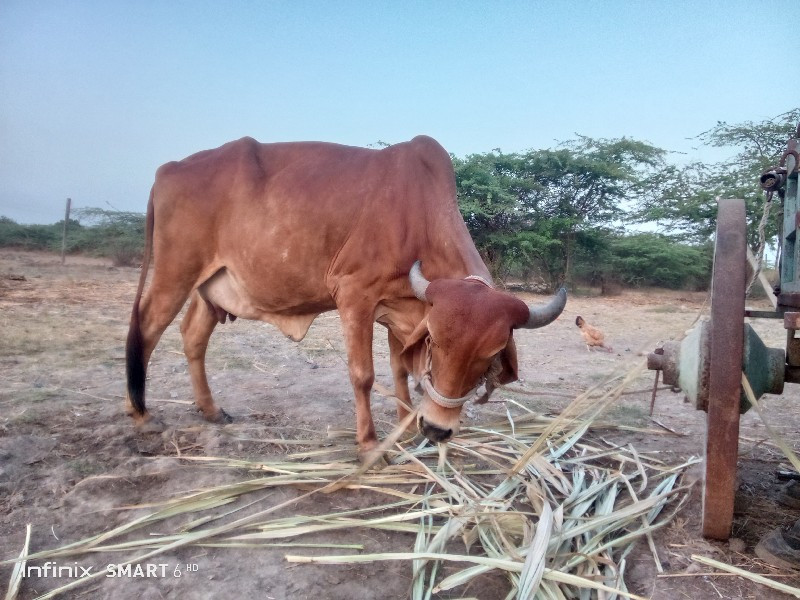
left=61, top=197, right=71, bottom=265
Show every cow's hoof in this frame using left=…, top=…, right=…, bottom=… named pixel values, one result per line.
left=135, top=416, right=166, bottom=434
left=204, top=408, right=233, bottom=424
left=357, top=448, right=388, bottom=470
left=399, top=429, right=423, bottom=445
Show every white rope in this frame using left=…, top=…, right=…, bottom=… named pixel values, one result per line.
left=464, top=274, right=493, bottom=288
left=746, top=190, right=774, bottom=297
left=418, top=337, right=484, bottom=409
left=421, top=375, right=482, bottom=409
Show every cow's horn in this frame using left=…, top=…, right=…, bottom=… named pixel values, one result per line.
left=409, top=261, right=430, bottom=302
left=521, top=287, right=567, bottom=329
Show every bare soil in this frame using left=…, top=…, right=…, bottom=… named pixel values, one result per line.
left=2, top=250, right=800, bottom=599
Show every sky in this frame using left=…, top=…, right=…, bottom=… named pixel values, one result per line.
left=0, top=1, right=796, bottom=224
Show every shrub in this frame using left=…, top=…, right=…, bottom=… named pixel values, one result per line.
left=0, top=209, right=145, bottom=264
left=608, top=233, right=712, bottom=290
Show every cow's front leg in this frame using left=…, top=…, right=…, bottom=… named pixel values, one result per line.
left=338, top=305, right=378, bottom=460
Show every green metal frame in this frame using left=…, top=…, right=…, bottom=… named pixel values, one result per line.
left=782, top=168, right=800, bottom=292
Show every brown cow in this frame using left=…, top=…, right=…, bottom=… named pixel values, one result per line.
left=125, top=135, right=566, bottom=459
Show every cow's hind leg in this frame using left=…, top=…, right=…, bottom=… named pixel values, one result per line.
left=180, top=293, right=231, bottom=423
left=126, top=275, right=194, bottom=431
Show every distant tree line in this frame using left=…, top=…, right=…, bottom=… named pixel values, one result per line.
left=1, top=108, right=797, bottom=288
left=0, top=208, right=145, bottom=266
left=455, top=108, right=798, bottom=292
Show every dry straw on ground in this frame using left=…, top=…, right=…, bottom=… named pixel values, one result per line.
left=3, top=361, right=715, bottom=599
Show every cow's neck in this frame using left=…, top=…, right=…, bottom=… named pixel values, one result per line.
left=374, top=298, right=426, bottom=345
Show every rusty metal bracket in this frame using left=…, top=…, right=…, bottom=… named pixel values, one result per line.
left=760, top=131, right=797, bottom=195
left=646, top=320, right=785, bottom=414
left=761, top=167, right=787, bottom=192
left=746, top=309, right=784, bottom=318
left=781, top=137, right=798, bottom=175
left=785, top=312, right=800, bottom=369
left=779, top=292, right=800, bottom=308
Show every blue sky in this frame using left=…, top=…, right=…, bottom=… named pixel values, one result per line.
left=0, top=1, right=796, bottom=223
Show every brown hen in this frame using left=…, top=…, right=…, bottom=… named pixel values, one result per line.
left=575, top=315, right=613, bottom=352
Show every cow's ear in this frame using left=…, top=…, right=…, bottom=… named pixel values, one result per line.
left=401, top=316, right=429, bottom=357
left=496, top=335, right=520, bottom=385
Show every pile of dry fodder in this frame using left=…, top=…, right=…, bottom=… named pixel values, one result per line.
left=6, top=365, right=698, bottom=599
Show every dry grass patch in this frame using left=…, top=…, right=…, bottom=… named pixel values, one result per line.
left=4, top=363, right=703, bottom=599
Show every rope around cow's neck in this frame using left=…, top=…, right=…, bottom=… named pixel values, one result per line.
left=419, top=336, right=485, bottom=409
left=463, top=274, right=493, bottom=288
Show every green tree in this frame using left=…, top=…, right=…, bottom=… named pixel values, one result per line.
left=520, top=138, right=665, bottom=287
left=455, top=137, right=666, bottom=289
left=635, top=108, right=800, bottom=246
left=72, top=208, right=145, bottom=266
left=572, top=230, right=711, bottom=291
left=453, top=151, right=529, bottom=278
left=0, top=216, right=82, bottom=250
left=609, top=233, right=712, bottom=290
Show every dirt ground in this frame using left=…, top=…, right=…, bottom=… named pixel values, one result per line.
left=2, top=249, right=800, bottom=599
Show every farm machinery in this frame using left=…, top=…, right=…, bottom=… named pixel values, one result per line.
left=646, top=124, right=800, bottom=540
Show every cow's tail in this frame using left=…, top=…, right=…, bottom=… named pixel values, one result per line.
left=125, top=187, right=155, bottom=416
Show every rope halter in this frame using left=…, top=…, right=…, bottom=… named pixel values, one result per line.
left=419, top=336, right=485, bottom=409
left=463, top=274, right=493, bottom=287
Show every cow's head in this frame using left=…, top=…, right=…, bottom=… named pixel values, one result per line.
left=402, top=261, right=566, bottom=444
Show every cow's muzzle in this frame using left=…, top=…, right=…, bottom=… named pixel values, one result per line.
left=418, top=416, right=453, bottom=443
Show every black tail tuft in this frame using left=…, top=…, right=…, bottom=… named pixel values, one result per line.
left=125, top=297, right=146, bottom=415
left=125, top=187, right=155, bottom=417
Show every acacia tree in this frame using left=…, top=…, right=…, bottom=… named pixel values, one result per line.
left=455, top=137, right=665, bottom=289
left=73, top=207, right=146, bottom=266
left=453, top=151, right=531, bottom=278
left=520, top=138, right=665, bottom=287
left=634, top=108, right=800, bottom=246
